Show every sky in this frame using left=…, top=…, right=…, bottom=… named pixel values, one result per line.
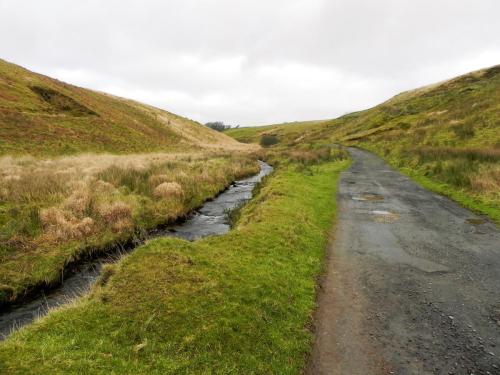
left=0, top=0, right=499, bottom=126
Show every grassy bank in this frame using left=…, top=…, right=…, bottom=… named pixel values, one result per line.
left=358, top=143, right=500, bottom=224
left=0, top=152, right=259, bottom=305
left=227, top=65, right=500, bottom=223
left=0, top=158, right=348, bottom=374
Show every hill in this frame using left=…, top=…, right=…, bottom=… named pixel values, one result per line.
left=226, top=65, right=500, bottom=222
left=0, top=58, right=259, bottom=306
left=0, top=58, right=242, bottom=156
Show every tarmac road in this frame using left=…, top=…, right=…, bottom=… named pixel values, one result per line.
left=307, top=148, right=500, bottom=375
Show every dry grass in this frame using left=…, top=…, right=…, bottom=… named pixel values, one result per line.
left=470, top=165, right=500, bottom=196
left=97, top=201, right=133, bottom=234
left=413, top=147, right=500, bottom=163
left=40, top=208, right=95, bottom=240
left=153, top=182, right=183, bottom=199
left=0, top=151, right=259, bottom=303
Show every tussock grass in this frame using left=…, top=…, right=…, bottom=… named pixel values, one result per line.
left=153, top=182, right=183, bottom=199
left=0, top=159, right=349, bottom=374
left=0, top=151, right=259, bottom=304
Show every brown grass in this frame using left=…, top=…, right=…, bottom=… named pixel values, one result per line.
left=470, top=166, right=500, bottom=196
left=413, top=147, right=500, bottom=162
left=97, top=201, right=133, bottom=234
left=0, top=150, right=260, bottom=303
left=153, top=182, right=183, bottom=199
left=40, top=207, right=95, bottom=241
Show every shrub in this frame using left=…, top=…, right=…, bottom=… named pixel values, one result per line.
left=205, top=121, right=231, bottom=132
left=260, top=134, right=279, bottom=147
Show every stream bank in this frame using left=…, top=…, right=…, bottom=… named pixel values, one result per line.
left=0, top=161, right=273, bottom=339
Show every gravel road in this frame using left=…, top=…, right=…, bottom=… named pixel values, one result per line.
left=307, top=148, right=500, bottom=375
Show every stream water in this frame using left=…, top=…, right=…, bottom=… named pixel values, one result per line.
left=0, top=161, right=273, bottom=339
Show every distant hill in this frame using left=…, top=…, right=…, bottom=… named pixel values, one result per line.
left=227, top=65, right=500, bottom=149
left=0, top=59, right=243, bottom=156
left=226, top=64, right=500, bottom=221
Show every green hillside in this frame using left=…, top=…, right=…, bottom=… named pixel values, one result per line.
left=227, top=65, right=500, bottom=222
left=0, top=59, right=241, bottom=156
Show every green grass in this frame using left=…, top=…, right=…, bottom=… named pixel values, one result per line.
left=0, top=59, right=242, bottom=156
left=399, top=166, right=500, bottom=224
left=0, top=58, right=257, bottom=305
left=225, top=120, right=329, bottom=146
left=228, top=65, right=500, bottom=223
left=0, top=159, right=349, bottom=374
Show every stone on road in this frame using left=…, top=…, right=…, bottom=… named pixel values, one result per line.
left=307, top=148, right=500, bottom=375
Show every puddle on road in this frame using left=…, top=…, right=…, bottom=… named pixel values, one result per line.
left=352, top=193, right=384, bottom=202
left=371, top=210, right=400, bottom=223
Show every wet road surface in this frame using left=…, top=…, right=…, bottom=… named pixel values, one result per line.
left=308, top=148, right=500, bottom=375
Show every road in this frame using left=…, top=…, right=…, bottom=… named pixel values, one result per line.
left=307, top=148, right=500, bottom=375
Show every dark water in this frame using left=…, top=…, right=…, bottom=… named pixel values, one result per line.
left=0, top=161, right=272, bottom=339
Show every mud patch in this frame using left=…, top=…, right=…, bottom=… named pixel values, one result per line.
left=466, top=218, right=487, bottom=225
left=371, top=210, right=400, bottom=223
left=352, top=193, right=384, bottom=202
left=31, top=85, right=97, bottom=116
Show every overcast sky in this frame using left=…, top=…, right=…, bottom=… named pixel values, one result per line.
left=1, top=0, right=499, bottom=126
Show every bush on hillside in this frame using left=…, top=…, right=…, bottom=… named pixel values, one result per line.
left=205, top=122, right=232, bottom=132
left=260, top=134, right=279, bottom=147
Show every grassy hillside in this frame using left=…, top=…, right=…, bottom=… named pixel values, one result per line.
left=227, top=65, right=500, bottom=222
left=0, top=58, right=242, bottom=156
left=0, top=59, right=259, bottom=305
left=227, top=120, right=327, bottom=145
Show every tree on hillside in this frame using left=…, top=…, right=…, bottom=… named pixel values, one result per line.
left=205, top=121, right=232, bottom=132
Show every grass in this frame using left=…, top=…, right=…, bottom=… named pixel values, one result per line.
left=0, top=58, right=258, bottom=305
left=0, top=158, right=349, bottom=374
left=226, top=120, right=329, bottom=147
left=227, top=65, right=500, bottom=223
left=399, top=167, right=500, bottom=223
left=0, top=58, right=250, bottom=156
left=0, top=152, right=259, bottom=305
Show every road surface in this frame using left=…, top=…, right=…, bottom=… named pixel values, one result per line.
left=307, top=148, right=500, bottom=375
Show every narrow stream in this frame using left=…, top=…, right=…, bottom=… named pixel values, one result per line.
left=0, top=161, right=273, bottom=339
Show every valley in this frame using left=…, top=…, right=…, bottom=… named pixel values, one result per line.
left=0, top=60, right=499, bottom=374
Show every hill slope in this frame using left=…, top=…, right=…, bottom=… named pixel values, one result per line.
left=227, top=65, right=500, bottom=221
left=0, top=58, right=242, bottom=156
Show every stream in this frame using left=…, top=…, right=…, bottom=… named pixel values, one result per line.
left=0, top=161, right=273, bottom=339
